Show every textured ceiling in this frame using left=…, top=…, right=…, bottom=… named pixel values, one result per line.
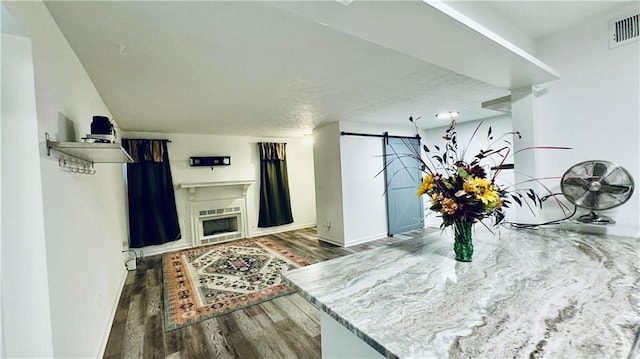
left=43, top=1, right=580, bottom=137
left=483, top=1, right=634, bottom=40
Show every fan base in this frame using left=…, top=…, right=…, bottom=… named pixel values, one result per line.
left=577, top=211, right=615, bottom=225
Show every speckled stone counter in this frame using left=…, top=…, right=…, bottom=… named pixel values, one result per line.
left=283, top=227, right=640, bottom=358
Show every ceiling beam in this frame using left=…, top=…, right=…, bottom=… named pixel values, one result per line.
left=268, top=0, right=560, bottom=90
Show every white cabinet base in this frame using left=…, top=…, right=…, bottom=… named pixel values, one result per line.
left=321, top=312, right=385, bottom=359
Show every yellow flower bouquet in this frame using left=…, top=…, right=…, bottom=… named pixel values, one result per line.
left=414, top=117, right=511, bottom=230
left=407, top=116, right=569, bottom=261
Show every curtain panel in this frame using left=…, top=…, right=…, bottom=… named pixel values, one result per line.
left=122, top=139, right=181, bottom=248
left=123, top=139, right=165, bottom=163
left=257, top=142, right=294, bottom=227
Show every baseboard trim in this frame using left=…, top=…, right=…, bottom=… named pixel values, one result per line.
left=140, top=243, right=191, bottom=257
left=344, top=232, right=388, bottom=247
left=97, top=267, right=128, bottom=358
left=135, top=224, right=318, bottom=258
left=318, top=232, right=388, bottom=247
left=247, top=223, right=316, bottom=238
left=318, top=236, right=343, bottom=246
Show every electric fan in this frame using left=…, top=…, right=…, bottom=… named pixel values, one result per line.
left=560, top=160, right=634, bottom=224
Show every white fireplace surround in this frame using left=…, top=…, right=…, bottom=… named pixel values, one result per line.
left=180, top=181, right=254, bottom=247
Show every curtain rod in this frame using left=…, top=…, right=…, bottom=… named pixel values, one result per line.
left=340, top=131, right=421, bottom=140
left=122, top=138, right=172, bottom=143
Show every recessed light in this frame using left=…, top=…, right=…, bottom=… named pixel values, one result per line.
left=435, top=111, right=459, bottom=120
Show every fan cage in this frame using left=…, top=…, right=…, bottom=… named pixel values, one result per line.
left=560, top=160, right=634, bottom=211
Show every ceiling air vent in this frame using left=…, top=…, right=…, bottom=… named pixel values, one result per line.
left=610, top=13, right=640, bottom=49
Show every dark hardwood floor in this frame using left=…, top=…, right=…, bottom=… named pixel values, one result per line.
left=103, top=227, right=411, bottom=359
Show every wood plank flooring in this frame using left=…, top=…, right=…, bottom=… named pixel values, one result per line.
left=103, top=227, right=414, bottom=359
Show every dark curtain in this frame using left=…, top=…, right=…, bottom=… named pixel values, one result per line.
left=258, top=142, right=294, bottom=227
left=122, top=139, right=181, bottom=248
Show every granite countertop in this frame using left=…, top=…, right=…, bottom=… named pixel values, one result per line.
left=283, top=227, right=640, bottom=358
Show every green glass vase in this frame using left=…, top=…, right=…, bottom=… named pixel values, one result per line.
left=453, top=220, right=473, bottom=262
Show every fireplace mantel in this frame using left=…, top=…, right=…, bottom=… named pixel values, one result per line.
left=180, top=180, right=255, bottom=200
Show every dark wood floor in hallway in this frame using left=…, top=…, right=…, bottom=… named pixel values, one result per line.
left=103, top=227, right=406, bottom=359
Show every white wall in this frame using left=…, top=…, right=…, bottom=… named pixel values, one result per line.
left=421, top=115, right=515, bottom=228
left=2, top=2, right=130, bottom=357
left=313, top=120, right=420, bottom=246
left=1, top=33, right=55, bottom=358
left=122, top=131, right=317, bottom=255
left=313, top=122, right=345, bottom=245
left=314, top=116, right=524, bottom=242
left=339, top=126, right=387, bottom=244
left=339, top=121, right=419, bottom=244
left=532, top=4, right=640, bottom=237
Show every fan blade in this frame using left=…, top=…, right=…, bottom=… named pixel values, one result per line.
left=601, top=167, right=631, bottom=185
left=598, top=184, right=632, bottom=195
left=592, top=161, right=609, bottom=179
left=562, top=177, right=590, bottom=189
left=574, top=191, right=596, bottom=208
left=593, top=192, right=627, bottom=210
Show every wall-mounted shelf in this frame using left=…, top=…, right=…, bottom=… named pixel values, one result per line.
left=46, top=133, right=133, bottom=174
left=46, top=140, right=134, bottom=163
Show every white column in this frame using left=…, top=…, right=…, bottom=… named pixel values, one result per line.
left=511, top=87, right=543, bottom=224
left=1, top=34, right=55, bottom=358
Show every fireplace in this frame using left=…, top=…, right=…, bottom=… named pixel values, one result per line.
left=191, top=198, right=246, bottom=246
left=202, top=216, right=238, bottom=236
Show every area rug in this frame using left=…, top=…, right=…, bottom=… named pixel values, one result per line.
left=162, top=237, right=313, bottom=331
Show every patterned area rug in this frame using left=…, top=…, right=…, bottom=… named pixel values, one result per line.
left=162, top=237, right=313, bottom=331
